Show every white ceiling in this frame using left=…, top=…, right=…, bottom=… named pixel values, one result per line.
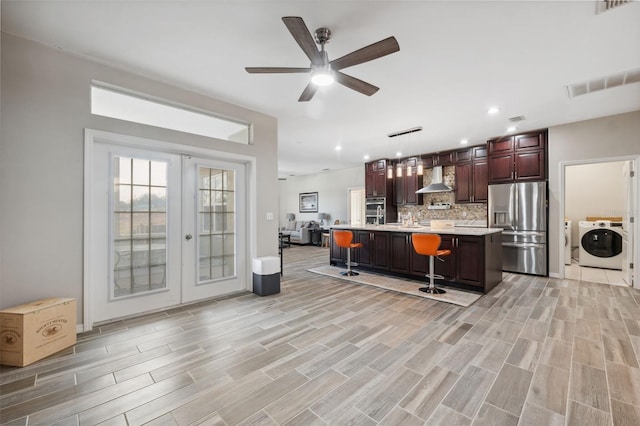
left=2, top=1, right=639, bottom=178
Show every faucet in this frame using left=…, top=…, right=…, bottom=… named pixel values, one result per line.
left=376, top=206, right=383, bottom=225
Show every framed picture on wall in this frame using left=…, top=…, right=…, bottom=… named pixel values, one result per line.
left=299, top=192, right=318, bottom=213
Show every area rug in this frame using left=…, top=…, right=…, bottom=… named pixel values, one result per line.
left=307, top=265, right=481, bottom=307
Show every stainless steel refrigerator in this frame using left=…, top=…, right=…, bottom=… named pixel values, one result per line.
left=488, top=181, right=548, bottom=276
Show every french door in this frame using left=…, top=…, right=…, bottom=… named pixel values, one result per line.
left=86, top=136, right=246, bottom=326
left=182, top=156, right=246, bottom=302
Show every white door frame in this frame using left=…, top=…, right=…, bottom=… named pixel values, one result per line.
left=83, top=129, right=256, bottom=331
left=559, top=155, right=639, bottom=288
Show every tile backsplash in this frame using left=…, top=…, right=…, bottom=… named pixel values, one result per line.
left=397, top=166, right=488, bottom=222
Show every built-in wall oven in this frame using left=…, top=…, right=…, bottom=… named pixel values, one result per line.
left=365, top=197, right=386, bottom=224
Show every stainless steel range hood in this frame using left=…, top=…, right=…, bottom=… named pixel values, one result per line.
left=416, top=166, right=453, bottom=193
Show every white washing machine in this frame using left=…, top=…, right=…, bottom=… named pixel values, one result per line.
left=564, top=220, right=572, bottom=265
left=578, top=220, right=624, bottom=269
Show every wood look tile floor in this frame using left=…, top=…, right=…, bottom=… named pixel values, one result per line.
left=2, top=245, right=640, bottom=425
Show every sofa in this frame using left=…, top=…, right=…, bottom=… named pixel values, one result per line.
left=281, top=220, right=316, bottom=245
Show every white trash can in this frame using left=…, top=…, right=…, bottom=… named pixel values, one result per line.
left=252, top=256, right=281, bottom=296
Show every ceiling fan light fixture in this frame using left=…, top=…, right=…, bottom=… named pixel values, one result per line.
left=311, top=69, right=334, bottom=86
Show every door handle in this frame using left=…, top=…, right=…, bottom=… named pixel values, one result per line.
left=185, top=234, right=193, bottom=240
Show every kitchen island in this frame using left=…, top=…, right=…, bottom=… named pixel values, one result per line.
left=329, top=224, right=503, bottom=294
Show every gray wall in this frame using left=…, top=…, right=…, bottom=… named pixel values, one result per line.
left=279, top=167, right=364, bottom=226
left=549, top=110, right=640, bottom=277
left=565, top=161, right=626, bottom=246
left=0, top=34, right=279, bottom=320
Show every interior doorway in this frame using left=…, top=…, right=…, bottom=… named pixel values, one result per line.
left=348, top=187, right=366, bottom=225
left=561, top=157, right=637, bottom=288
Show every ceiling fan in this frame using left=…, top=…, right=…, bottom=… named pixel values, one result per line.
left=245, top=16, right=400, bottom=102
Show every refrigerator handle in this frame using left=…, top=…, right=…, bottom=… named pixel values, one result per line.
left=503, top=242, right=546, bottom=249
left=514, top=184, right=519, bottom=226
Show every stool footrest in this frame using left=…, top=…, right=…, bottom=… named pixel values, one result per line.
left=425, top=273, right=445, bottom=281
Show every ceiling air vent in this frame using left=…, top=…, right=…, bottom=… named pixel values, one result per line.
left=596, top=0, right=633, bottom=14
left=567, top=67, right=640, bottom=98
left=508, top=115, right=526, bottom=123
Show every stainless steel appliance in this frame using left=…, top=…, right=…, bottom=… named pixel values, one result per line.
left=365, top=197, right=386, bottom=224
left=488, top=181, right=548, bottom=276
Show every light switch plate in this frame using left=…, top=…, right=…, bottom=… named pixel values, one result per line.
left=266, top=212, right=274, bottom=220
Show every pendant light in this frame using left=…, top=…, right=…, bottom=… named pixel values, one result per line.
left=387, top=166, right=393, bottom=179
left=407, top=164, right=412, bottom=176
left=396, top=163, right=402, bottom=178
left=417, top=160, right=424, bottom=176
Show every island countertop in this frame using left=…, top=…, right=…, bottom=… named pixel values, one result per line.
left=331, top=223, right=502, bottom=236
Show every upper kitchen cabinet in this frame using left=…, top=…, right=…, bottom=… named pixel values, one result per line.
left=422, top=151, right=454, bottom=168
left=487, top=129, right=547, bottom=184
left=455, top=145, right=488, bottom=203
left=393, top=157, right=423, bottom=206
left=365, top=159, right=391, bottom=197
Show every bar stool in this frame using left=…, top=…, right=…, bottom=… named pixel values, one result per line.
left=321, top=231, right=330, bottom=248
left=411, top=233, right=451, bottom=294
left=333, top=230, right=363, bottom=276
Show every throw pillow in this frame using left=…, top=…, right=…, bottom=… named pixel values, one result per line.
left=285, top=221, right=296, bottom=231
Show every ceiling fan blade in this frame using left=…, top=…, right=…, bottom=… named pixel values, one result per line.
left=245, top=67, right=310, bottom=74
left=335, top=72, right=379, bottom=96
left=282, top=17, right=324, bottom=66
left=330, top=36, right=400, bottom=71
left=298, top=83, right=318, bottom=102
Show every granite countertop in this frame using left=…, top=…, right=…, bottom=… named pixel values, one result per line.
left=332, top=223, right=502, bottom=236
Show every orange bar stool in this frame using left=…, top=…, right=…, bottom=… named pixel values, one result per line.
left=333, top=230, right=363, bottom=276
left=411, top=233, right=451, bottom=294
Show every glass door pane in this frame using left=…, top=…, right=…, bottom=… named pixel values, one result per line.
left=113, top=156, right=168, bottom=298
left=197, top=167, right=236, bottom=283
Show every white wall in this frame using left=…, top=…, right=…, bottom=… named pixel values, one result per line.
left=279, top=167, right=364, bottom=227
left=549, top=110, right=640, bottom=278
left=0, top=34, right=279, bottom=321
left=565, top=161, right=626, bottom=245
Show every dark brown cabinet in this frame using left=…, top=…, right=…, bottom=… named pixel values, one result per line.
left=455, top=236, right=483, bottom=287
left=389, top=232, right=411, bottom=273
left=365, top=159, right=391, bottom=197
left=487, top=130, right=547, bottom=184
left=371, top=232, right=390, bottom=269
left=422, top=151, right=454, bottom=168
left=393, top=157, right=423, bottom=206
left=455, top=145, right=488, bottom=203
left=354, top=230, right=372, bottom=267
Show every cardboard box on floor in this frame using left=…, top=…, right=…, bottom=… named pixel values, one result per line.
left=0, top=298, right=77, bottom=367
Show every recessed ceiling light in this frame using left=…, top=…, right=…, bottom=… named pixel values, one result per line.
left=396, top=152, right=402, bottom=157
left=460, top=139, right=469, bottom=145
left=507, top=126, right=517, bottom=132
left=488, top=107, right=500, bottom=115
left=364, top=155, right=370, bottom=160
left=335, top=145, right=342, bottom=151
